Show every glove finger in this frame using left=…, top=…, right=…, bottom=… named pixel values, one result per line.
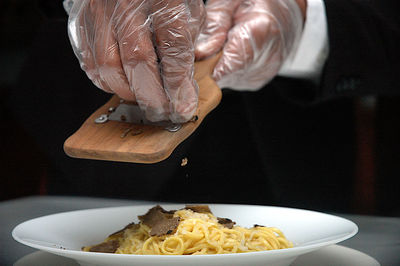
left=152, top=0, right=200, bottom=123
left=115, top=0, right=169, bottom=122
left=68, top=0, right=109, bottom=93
left=186, top=0, right=206, bottom=41
left=214, top=12, right=282, bottom=89
left=195, top=0, right=242, bottom=60
left=91, top=1, right=135, bottom=102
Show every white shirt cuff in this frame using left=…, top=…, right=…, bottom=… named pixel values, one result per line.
left=279, top=0, right=329, bottom=82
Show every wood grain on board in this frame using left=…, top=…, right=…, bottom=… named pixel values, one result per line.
left=64, top=54, right=222, bottom=163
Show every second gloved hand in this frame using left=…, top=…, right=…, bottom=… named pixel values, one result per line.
left=68, top=0, right=205, bottom=123
left=195, top=0, right=305, bottom=90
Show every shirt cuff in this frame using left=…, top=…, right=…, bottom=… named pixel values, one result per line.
left=278, top=0, right=329, bottom=82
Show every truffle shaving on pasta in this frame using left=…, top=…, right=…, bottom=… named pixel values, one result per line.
left=83, top=205, right=293, bottom=255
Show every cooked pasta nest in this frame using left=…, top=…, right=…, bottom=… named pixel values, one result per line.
left=83, top=205, right=292, bottom=255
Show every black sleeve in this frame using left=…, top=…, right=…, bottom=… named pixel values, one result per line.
left=36, top=0, right=67, bottom=19
left=278, top=0, right=400, bottom=103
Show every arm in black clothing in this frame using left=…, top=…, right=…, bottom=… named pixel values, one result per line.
left=36, top=0, right=67, bottom=19
left=322, top=0, right=400, bottom=97
left=279, top=0, right=400, bottom=103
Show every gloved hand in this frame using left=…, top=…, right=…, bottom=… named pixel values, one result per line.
left=68, top=0, right=205, bottom=123
left=195, top=0, right=305, bottom=90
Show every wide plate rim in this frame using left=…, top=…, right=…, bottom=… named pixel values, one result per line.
left=12, top=204, right=358, bottom=260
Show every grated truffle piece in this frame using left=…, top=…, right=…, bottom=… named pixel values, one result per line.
left=109, top=222, right=140, bottom=238
left=217, top=217, right=236, bottom=229
left=253, top=224, right=266, bottom=228
left=185, top=205, right=212, bottom=214
left=88, top=240, right=120, bottom=253
left=149, top=216, right=180, bottom=236
left=138, top=205, right=180, bottom=236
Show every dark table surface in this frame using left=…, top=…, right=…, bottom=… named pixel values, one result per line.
left=1, top=196, right=399, bottom=266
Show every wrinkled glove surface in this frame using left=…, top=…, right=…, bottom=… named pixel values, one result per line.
left=68, top=0, right=205, bottom=123
left=195, top=0, right=304, bottom=90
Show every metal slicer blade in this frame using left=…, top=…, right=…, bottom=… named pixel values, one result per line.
left=95, top=101, right=182, bottom=132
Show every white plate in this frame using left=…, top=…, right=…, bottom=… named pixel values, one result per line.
left=14, top=245, right=380, bottom=266
left=12, top=204, right=358, bottom=266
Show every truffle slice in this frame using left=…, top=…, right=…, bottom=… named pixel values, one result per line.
left=217, top=217, right=236, bottom=229
left=253, top=224, right=265, bottom=228
left=109, top=222, right=140, bottom=238
left=185, top=205, right=212, bottom=214
left=88, top=240, right=120, bottom=253
left=138, top=205, right=180, bottom=236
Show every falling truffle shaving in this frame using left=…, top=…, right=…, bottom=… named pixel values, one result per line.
left=88, top=240, right=120, bottom=253
left=185, top=205, right=212, bottom=214
left=217, top=217, right=236, bottom=229
left=138, top=205, right=180, bottom=236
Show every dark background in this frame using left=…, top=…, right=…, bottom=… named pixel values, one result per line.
left=1, top=0, right=399, bottom=216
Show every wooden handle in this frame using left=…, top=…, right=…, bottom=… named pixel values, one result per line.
left=64, top=53, right=222, bottom=164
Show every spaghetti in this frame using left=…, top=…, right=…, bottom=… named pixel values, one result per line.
left=83, top=205, right=292, bottom=255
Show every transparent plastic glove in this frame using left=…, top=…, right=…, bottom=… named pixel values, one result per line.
left=195, top=0, right=305, bottom=90
left=68, top=0, right=205, bottom=123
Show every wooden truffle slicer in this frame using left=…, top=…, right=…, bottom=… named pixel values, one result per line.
left=64, top=54, right=221, bottom=164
